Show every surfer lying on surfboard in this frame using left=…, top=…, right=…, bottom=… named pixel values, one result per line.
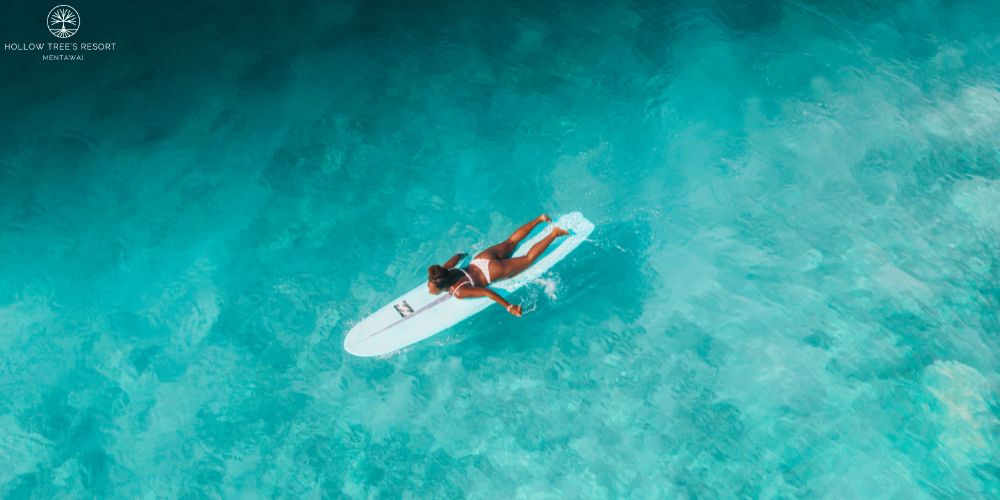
left=427, top=214, right=568, bottom=317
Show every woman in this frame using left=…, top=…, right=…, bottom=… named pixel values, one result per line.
left=427, top=214, right=568, bottom=317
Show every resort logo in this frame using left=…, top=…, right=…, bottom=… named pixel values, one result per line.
left=3, top=4, right=116, bottom=61
left=48, top=5, right=80, bottom=38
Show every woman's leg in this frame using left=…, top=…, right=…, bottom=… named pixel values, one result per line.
left=495, top=227, right=568, bottom=279
left=475, top=214, right=551, bottom=259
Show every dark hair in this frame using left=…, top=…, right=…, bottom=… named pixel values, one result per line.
left=428, top=265, right=454, bottom=288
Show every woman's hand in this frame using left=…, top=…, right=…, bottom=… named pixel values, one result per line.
left=455, top=287, right=522, bottom=318
left=443, top=252, right=467, bottom=268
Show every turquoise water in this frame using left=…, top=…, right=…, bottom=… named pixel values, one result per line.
left=2, top=0, right=999, bottom=496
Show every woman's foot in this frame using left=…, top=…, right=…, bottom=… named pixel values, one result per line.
left=539, top=214, right=552, bottom=223
left=552, top=226, right=569, bottom=237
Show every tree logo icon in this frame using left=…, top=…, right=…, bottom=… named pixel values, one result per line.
left=48, top=5, right=80, bottom=38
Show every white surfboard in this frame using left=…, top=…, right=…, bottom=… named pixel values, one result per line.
left=344, top=212, right=595, bottom=357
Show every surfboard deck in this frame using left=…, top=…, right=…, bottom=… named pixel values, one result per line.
left=343, top=212, right=594, bottom=357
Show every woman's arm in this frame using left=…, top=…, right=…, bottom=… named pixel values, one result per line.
left=452, top=285, right=522, bottom=317
left=442, top=253, right=466, bottom=268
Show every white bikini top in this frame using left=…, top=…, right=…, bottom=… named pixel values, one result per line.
left=450, top=267, right=475, bottom=295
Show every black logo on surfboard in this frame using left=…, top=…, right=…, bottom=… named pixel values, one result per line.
left=394, top=301, right=414, bottom=318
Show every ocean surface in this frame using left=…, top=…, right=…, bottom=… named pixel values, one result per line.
left=1, top=0, right=999, bottom=497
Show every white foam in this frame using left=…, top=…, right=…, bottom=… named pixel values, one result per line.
left=924, top=360, right=997, bottom=465
left=0, top=415, right=51, bottom=485
left=531, top=276, right=561, bottom=301
left=952, top=177, right=1000, bottom=229
left=920, top=85, right=1000, bottom=141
